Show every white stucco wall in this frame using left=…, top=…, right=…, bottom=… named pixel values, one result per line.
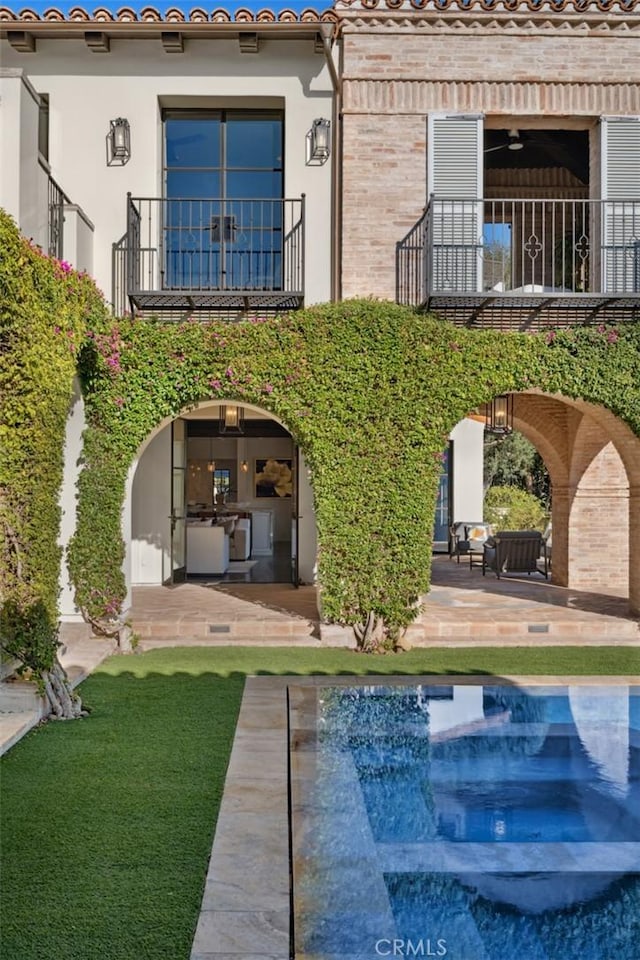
left=1, top=39, right=333, bottom=306
left=130, top=425, right=172, bottom=587
left=450, top=418, right=485, bottom=523
left=296, top=452, right=317, bottom=585
left=58, top=378, right=87, bottom=619
left=0, top=69, right=49, bottom=249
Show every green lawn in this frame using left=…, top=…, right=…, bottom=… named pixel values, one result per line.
left=1, top=645, right=638, bottom=960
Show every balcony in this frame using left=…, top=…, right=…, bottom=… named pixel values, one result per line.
left=114, top=195, right=305, bottom=316
left=397, top=197, right=640, bottom=329
left=47, top=174, right=69, bottom=259
left=45, top=171, right=94, bottom=273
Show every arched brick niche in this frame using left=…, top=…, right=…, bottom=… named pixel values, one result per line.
left=510, top=393, right=640, bottom=615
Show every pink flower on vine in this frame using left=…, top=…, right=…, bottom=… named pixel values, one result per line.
left=607, top=330, right=619, bottom=344
left=225, top=366, right=235, bottom=378
left=114, top=396, right=125, bottom=407
left=263, top=383, right=274, bottom=394
left=545, top=331, right=557, bottom=344
left=209, top=379, right=222, bottom=391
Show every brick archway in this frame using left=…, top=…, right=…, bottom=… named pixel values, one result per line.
left=510, top=392, right=640, bottom=615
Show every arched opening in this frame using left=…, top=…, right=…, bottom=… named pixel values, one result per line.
left=126, top=401, right=317, bottom=599
left=484, top=391, right=640, bottom=614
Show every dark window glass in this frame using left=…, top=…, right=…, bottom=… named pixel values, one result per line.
left=166, top=171, right=221, bottom=200
left=226, top=171, right=282, bottom=200
left=38, top=94, right=49, bottom=161
left=165, top=118, right=220, bottom=168
left=226, top=115, right=282, bottom=170
left=163, top=110, right=283, bottom=290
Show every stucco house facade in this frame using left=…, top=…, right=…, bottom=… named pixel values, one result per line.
left=1, top=0, right=639, bottom=619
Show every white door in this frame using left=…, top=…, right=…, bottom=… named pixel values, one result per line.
left=600, top=117, right=640, bottom=293
left=427, top=113, right=484, bottom=293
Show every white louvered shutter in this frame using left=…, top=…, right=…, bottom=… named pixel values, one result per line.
left=601, top=117, right=640, bottom=293
left=427, top=114, right=484, bottom=293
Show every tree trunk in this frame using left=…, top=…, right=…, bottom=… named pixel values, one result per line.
left=82, top=609, right=132, bottom=652
left=354, top=611, right=386, bottom=653
left=41, top=657, right=86, bottom=719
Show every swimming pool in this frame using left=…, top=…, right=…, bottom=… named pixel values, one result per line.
left=289, top=681, right=640, bottom=960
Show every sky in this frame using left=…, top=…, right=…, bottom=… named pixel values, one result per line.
left=4, top=0, right=332, bottom=12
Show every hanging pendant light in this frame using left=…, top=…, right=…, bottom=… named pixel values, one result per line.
left=219, top=405, right=245, bottom=435
left=485, top=395, right=514, bottom=435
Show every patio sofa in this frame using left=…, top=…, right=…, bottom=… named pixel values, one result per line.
left=482, top=530, right=549, bottom=580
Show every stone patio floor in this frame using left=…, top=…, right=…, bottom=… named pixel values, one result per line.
left=130, top=554, right=640, bottom=647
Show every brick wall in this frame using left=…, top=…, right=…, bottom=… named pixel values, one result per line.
left=340, top=25, right=640, bottom=300
left=511, top=393, right=640, bottom=610
left=342, top=113, right=425, bottom=299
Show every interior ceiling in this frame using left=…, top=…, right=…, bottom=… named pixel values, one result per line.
left=187, top=419, right=290, bottom=438
left=484, top=129, right=590, bottom=185
left=184, top=405, right=271, bottom=420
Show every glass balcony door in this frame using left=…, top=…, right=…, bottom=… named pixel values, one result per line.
left=163, top=110, right=283, bottom=291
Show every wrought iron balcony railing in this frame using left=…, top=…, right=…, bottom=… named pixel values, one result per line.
left=48, top=173, right=70, bottom=259
left=397, top=197, right=640, bottom=328
left=116, top=194, right=305, bottom=315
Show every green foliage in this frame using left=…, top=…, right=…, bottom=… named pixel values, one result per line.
left=71, top=300, right=640, bottom=640
left=0, top=211, right=108, bottom=676
left=484, top=431, right=550, bottom=506
left=484, top=485, right=548, bottom=532
left=3, top=203, right=640, bottom=649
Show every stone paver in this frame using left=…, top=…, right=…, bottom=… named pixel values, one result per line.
left=131, top=556, right=640, bottom=648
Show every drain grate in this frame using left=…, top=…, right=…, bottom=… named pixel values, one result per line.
left=209, top=624, right=231, bottom=634
left=527, top=624, right=550, bottom=633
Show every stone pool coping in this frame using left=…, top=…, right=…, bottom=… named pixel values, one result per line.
left=189, top=674, right=639, bottom=960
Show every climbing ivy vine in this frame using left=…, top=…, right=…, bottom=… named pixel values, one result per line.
left=70, top=298, right=640, bottom=650
left=2, top=210, right=640, bottom=685
left=0, top=210, right=107, bottom=715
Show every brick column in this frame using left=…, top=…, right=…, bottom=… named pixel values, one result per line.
left=549, top=488, right=569, bottom=587
left=629, top=486, right=640, bottom=616
left=567, top=484, right=629, bottom=593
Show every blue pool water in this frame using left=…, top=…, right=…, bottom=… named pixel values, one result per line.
left=291, top=683, right=640, bottom=960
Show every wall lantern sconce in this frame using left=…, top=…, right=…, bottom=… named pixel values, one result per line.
left=485, top=395, right=514, bottom=435
left=240, top=460, right=249, bottom=473
left=306, top=118, right=331, bottom=166
left=106, top=117, right=131, bottom=166
left=219, top=404, right=245, bottom=435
